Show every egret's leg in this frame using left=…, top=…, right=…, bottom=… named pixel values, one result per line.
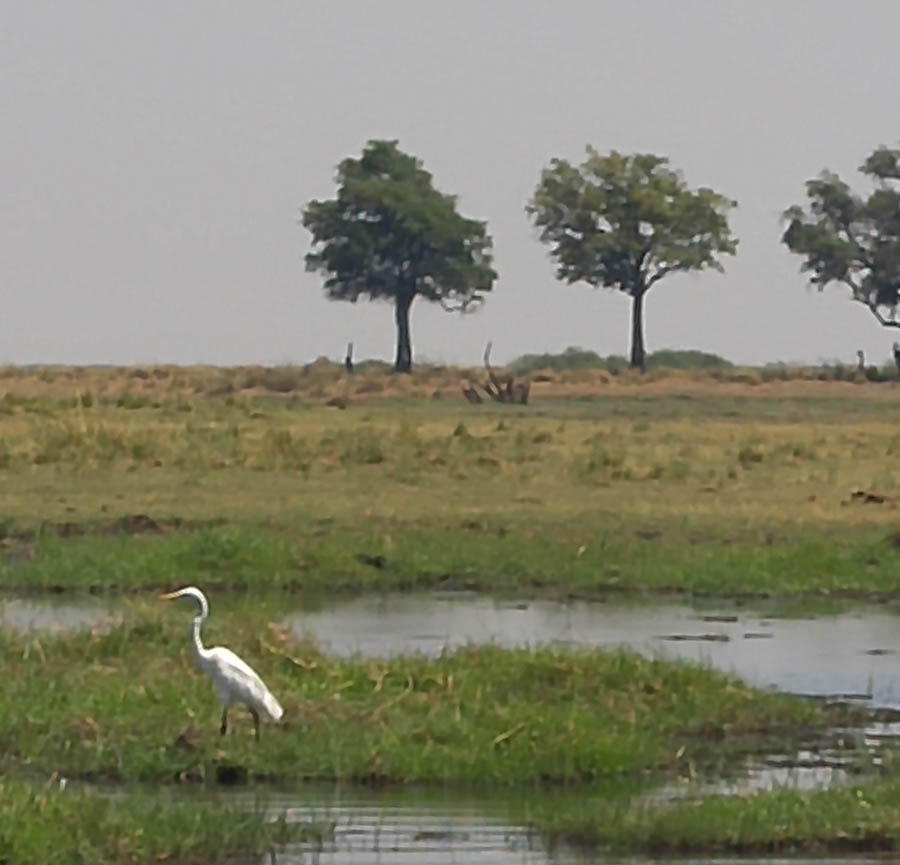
left=220, top=708, right=228, bottom=736
left=250, top=708, right=260, bottom=742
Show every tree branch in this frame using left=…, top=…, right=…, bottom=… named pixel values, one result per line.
left=846, top=274, right=900, bottom=326
left=467, top=341, right=529, bottom=405
left=645, top=267, right=671, bottom=290
left=439, top=294, right=482, bottom=313
left=483, top=340, right=504, bottom=398
left=854, top=296, right=900, bottom=328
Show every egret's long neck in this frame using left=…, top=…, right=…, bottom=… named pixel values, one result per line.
left=190, top=613, right=212, bottom=665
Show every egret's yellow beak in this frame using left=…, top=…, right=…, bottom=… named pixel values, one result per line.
left=159, top=591, right=180, bottom=600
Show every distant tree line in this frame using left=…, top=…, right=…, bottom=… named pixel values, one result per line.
left=302, top=140, right=900, bottom=373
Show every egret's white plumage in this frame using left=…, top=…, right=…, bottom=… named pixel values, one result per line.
left=160, top=586, right=283, bottom=739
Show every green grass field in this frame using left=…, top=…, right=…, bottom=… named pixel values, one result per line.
left=4, top=365, right=900, bottom=856
left=3, top=374, right=900, bottom=600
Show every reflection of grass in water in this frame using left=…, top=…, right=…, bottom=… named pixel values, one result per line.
left=0, top=776, right=321, bottom=864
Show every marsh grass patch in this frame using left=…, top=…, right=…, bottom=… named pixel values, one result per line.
left=0, top=776, right=321, bottom=864
left=536, top=776, right=900, bottom=856
left=0, top=604, right=860, bottom=788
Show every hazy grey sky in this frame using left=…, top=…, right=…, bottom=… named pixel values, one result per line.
left=3, top=1, right=900, bottom=367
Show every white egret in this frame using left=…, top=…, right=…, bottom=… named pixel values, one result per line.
left=160, top=586, right=284, bottom=740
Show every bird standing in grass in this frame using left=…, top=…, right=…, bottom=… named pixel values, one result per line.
left=160, top=586, right=283, bottom=740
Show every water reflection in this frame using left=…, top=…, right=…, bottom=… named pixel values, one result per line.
left=0, top=595, right=112, bottom=632
left=157, top=783, right=595, bottom=865
left=286, top=593, right=900, bottom=708
left=164, top=782, right=900, bottom=865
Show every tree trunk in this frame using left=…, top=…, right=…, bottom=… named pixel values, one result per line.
left=394, top=291, right=414, bottom=373
left=629, top=290, right=646, bottom=371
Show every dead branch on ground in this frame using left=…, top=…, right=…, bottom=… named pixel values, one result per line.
left=461, top=342, right=530, bottom=405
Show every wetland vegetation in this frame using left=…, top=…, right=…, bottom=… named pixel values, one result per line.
left=0, top=776, right=314, bottom=865
left=534, top=776, right=900, bottom=856
left=0, top=608, right=852, bottom=786
left=4, top=362, right=900, bottom=858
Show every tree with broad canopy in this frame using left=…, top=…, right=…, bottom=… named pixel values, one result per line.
left=302, top=140, right=496, bottom=372
left=783, top=145, right=900, bottom=329
left=526, top=148, right=738, bottom=370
